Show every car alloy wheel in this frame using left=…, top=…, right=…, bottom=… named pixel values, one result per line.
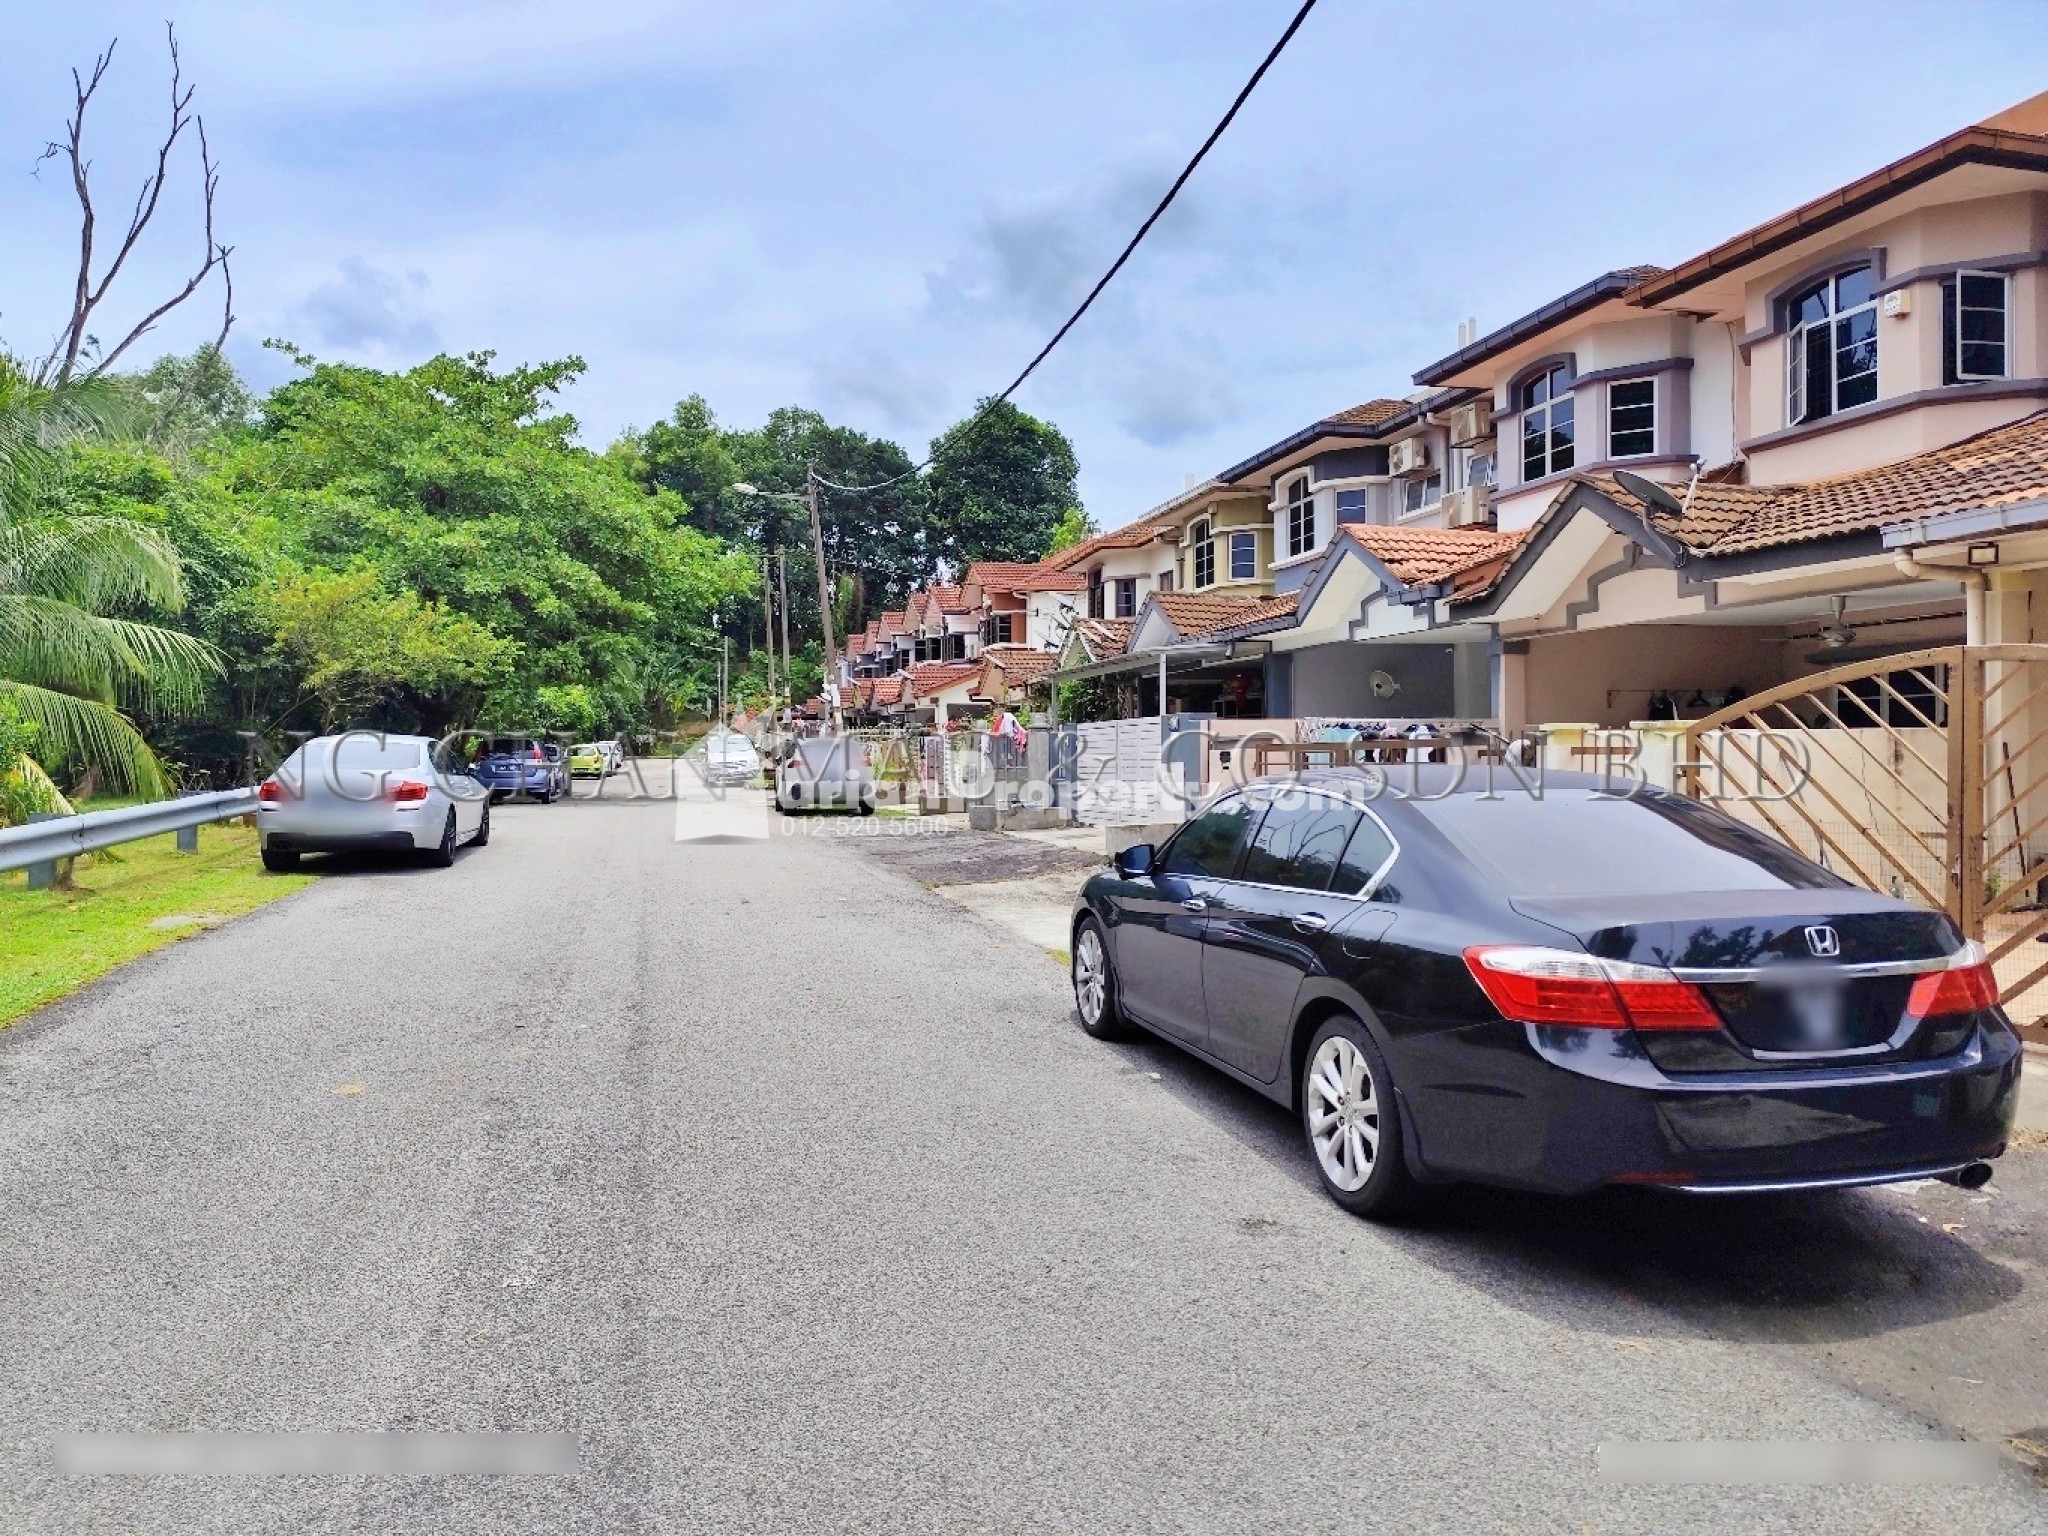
left=1306, top=1035, right=1381, bottom=1193
left=1071, top=918, right=1129, bottom=1040
left=1074, top=927, right=1108, bottom=1025
left=473, top=803, right=491, bottom=846
left=428, top=809, right=458, bottom=867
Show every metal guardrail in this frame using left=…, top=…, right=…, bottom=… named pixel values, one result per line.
left=0, top=788, right=257, bottom=884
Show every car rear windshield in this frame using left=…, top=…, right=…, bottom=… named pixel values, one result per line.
left=288, top=737, right=424, bottom=771
left=1416, top=789, right=1844, bottom=897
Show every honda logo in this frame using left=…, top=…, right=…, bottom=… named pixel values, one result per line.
left=1804, top=924, right=1841, bottom=958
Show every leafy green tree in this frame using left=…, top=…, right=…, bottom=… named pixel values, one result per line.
left=258, top=567, right=512, bottom=731
left=0, top=358, right=220, bottom=796
left=198, top=347, right=753, bottom=737
left=925, top=399, right=1082, bottom=568
left=609, top=394, right=744, bottom=540
left=1047, top=505, right=1096, bottom=554
left=121, top=345, right=255, bottom=451
left=721, top=407, right=932, bottom=633
left=0, top=697, right=64, bottom=825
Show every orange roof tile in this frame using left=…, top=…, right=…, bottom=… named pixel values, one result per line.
left=1325, top=399, right=1410, bottom=427
left=965, top=560, right=1089, bottom=593
left=1584, top=411, right=2048, bottom=557
left=1072, top=617, right=1134, bottom=658
left=979, top=644, right=1059, bottom=683
left=1343, top=525, right=1525, bottom=585
left=1148, top=590, right=1293, bottom=639
left=904, top=660, right=982, bottom=699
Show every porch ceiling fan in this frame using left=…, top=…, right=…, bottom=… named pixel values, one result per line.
left=1801, top=596, right=1899, bottom=664
left=1816, top=596, right=1857, bottom=651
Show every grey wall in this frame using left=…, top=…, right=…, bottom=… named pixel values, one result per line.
left=1264, top=652, right=1293, bottom=716
left=1289, top=641, right=1458, bottom=718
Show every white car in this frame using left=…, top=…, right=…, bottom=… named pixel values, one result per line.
left=776, top=736, right=876, bottom=815
left=700, top=729, right=763, bottom=788
left=256, top=733, right=491, bottom=872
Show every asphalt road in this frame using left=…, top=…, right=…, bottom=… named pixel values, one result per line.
left=2, top=783, right=2044, bottom=1533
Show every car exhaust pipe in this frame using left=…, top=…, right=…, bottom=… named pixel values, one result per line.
left=1935, top=1161, right=1994, bottom=1190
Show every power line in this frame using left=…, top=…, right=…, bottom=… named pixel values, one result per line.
left=811, top=0, right=1319, bottom=496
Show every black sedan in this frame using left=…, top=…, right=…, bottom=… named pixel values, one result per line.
left=1070, top=769, right=2021, bottom=1219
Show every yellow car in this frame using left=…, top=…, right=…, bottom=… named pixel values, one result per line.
left=569, top=743, right=609, bottom=778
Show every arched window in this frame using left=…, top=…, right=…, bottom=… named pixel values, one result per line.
left=1519, top=364, right=1574, bottom=481
left=1786, top=264, right=1876, bottom=424
left=1191, top=518, right=1214, bottom=588
left=1285, top=476, right=1315, bottom=558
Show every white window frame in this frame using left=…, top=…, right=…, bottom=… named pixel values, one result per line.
left=1786, top=265, right=1878, bottom=424
left=1191, top=518, right=1214, bottom=589
left=1285, top=476, right=1315, bottom=558
left=1518, top=364, right=1574, bottom=482
left=1229, top=530, right=1256, bottom=581
left=1113, top=577, right=1138, bottom=619
left=1946, top=269, right=2011, bottom=384
left=1607, top=377, right=1657, bottom=459
left=1401, top=472, right=1444, bottom=517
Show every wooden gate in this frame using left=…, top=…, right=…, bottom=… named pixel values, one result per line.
left=1681, top=644, right=2048, bottom=1034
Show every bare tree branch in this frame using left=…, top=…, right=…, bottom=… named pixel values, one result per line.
left=32, top=24, right=232, bottom=388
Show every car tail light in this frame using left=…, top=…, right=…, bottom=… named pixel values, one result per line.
left=1907, top=942, right=1999, bottom=1019
left=389, top=780, right=430, bottom=805
left=1464, top=945, right=1720, bottom=1032
left=256, top=778, right=289, bottom=803
left=529, top=747, right=545, bottom=761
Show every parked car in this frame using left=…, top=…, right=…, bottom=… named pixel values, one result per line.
left=568, top=742, right=621, bottom=778
left=470, top=738, right=568, bottom=802
left=256, top=733, right=490, bottom=871
left=1071, top=768, right=2019, bottom=1219
left=699, top=729, right=762, bottom=788
left=776, top=735, right=876, bottom=815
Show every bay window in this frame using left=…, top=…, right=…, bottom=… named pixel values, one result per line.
left=1191, top=518, right=1214, bottom=588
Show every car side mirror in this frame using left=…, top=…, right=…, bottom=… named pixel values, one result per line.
left=1114, top=842, right=1155, bottom=878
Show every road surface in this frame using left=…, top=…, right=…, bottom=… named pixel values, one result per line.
left=1, top=785, right=2043, bottom=1532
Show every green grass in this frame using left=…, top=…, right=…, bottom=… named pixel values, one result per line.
left=0, top=818, right=310, bottom=1029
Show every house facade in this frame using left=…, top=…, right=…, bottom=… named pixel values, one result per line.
left=836, top=91, right=2048, bottom=756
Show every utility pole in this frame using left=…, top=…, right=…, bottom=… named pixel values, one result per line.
left=777, top=550, right=793, bottom=720
left=762, top=552, right=776, bottom=720
left=805, top=468, right=839, bottom=728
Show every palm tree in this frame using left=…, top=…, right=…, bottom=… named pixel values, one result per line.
left=0, top=357, right=221, bottom=801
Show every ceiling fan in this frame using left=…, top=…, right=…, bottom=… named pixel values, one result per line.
left=1802, top=596, right=1899, bottom=664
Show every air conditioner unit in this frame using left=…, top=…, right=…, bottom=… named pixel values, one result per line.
left=1388, top=437, right=1430, bottom=477
left=1449, top=399, right=1495, bottom=447
left=1441, top=485, right=1490, bottom=527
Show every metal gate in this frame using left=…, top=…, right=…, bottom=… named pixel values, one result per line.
left=1682, top=644, right=2048, bottom=1035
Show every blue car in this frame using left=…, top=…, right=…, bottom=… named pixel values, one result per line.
left=470, top=739, right=568, bottom=803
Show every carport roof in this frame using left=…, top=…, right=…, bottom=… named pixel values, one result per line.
left=1574, top=409, right=2048, bottom=560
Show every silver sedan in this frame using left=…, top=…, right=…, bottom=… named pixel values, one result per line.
left=256, top=733, right=492, bottom=872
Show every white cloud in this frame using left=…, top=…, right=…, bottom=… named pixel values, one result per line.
left=294, top=257, right=438, bottom=353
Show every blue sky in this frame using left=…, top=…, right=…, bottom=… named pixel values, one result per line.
left=3, top=1, right=2045, bottom=522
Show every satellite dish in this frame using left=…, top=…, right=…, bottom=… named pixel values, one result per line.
left=1369, top=670, right=1401, bottom=699
left=1612, top=469, right=1686, bottom=520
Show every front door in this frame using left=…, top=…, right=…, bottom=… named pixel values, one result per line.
left=1113, top=795, right=1260, bottom=1045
